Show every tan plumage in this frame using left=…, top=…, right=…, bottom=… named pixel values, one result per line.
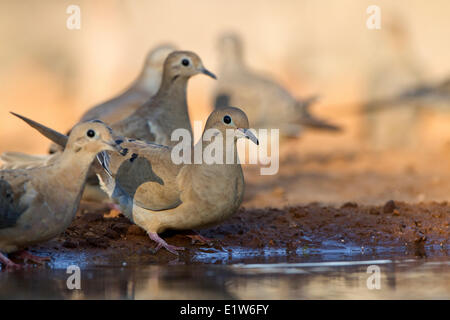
left=13, top=108, right=258, bottom=255
left=0, top=120, right=122, bottom=270
left=213, top=33, right=341, bottom=137
left=111, top=50, right=216, bottom=145
left=98, top=107, right=257, bottom=254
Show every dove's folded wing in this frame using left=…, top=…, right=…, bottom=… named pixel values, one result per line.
left=102, top=140, right=183, bottom=212
left=0, top=172, right=32, bottom=229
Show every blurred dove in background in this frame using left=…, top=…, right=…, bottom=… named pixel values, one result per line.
left=80, top=44, right=177, bottom=125
left=362, top=17, right=426, bottom=150
left=0, top=118, right=123, bottom=270
left=364, top=77, right=450, bottom=113
left=213, top=33, right=341, bottom=138
left=48, top=44, right=176, bottom=153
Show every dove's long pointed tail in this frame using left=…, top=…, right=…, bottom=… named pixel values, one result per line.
left=10, top=112, right=69, bottom=148
left=0, top=113, right=70, bottom=169
left=296, top=97, right=343, bottom=132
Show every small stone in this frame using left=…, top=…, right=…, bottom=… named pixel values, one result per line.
left=383, top=200, right=397, bottom=214
left=83, top=231, right=96, bottom=238
left=341, top=202, right=358, bottom=209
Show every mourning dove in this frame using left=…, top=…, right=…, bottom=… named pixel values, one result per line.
left=0, top=117, right=123, bottom=270
left=213, top=33, right=341, bottom=138
left=80, top=44, right=176, bottom=125
left=111, top=50, right=216, bottom=145
left=2, top=50, right=216, bottom=171
left=13, top=107, right=258, bottom=255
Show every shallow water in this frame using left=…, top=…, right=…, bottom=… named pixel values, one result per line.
left=1, top=251, right=449, bottom=299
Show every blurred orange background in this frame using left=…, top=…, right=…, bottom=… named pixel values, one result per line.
left=0, top=0, right=449, bottom=155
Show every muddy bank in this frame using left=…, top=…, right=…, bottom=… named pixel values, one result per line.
left=23, top=200, right=448, bottom=266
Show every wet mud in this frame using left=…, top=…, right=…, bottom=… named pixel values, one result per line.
left=19, top=199, right=448, bottom=267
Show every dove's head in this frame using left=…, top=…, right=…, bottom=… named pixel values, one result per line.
left=144, top=44, right=176, bottom=70
left=204, top=107, right=259, bottom=145
left=67, top=121, right=123, bottom=155
left=217, top=32, right=244, bottom=65
left=163, top=51, right=216, bottom=81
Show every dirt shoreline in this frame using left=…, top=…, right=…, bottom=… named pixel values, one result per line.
left=21, top=200, right=448, bottom=266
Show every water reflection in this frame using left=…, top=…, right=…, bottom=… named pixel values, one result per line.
left=1, top=259, right=448, bottom=299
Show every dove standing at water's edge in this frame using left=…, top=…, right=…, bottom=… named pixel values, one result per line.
left=0, top=119, right=123, bottom=270
left=12, top=108, right=258, bottom=255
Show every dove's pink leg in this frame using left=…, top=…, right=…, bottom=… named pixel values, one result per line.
left=0, top=252, right=21, bottom=270
left=148, top=232, right=185, bottom=255
left=13, top=250, right=50, bottom=264
left=107, top=202, right=122, bottom=213
left=185, top=231, right=215, bottom=246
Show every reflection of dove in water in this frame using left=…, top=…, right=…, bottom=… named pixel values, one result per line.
left=0, top=119, right=123, bottom=270
left=213, top=33, right=341, bottom=138
left=14, top=107, right=258, bottom=255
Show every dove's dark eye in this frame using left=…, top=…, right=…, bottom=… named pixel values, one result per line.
left=181, top=59, right=190, bottom=66
left=223, top=115, right=232, bottom=124
left=86, top=129, right=96, bottom=138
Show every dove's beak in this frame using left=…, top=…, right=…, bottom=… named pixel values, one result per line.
left=104, top=140, right=125, bottom=153
left=200, top=67, right=217, bottom=80
left=237, top=128, right=259, bottom=145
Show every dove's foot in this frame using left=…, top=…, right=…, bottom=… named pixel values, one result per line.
left=12, top=250, right=50, bottom=265
left=148, top=232, right=185, bottom=255
left=0, top=252, right=21, bottom=271
left=185, top=231, right=215, bottom=246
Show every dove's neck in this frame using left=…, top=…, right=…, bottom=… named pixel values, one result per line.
left=196, top=133, right=241, bottom=165
left=55, top=150, right=98, bottom=191
left=154, top=73, right=188, bottom=108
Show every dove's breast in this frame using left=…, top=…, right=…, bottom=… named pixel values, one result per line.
left=174, top=163, right=244, bottom=230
